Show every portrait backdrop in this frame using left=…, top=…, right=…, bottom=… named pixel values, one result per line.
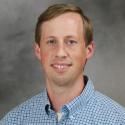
left=0, top=0, right=125, bottom=119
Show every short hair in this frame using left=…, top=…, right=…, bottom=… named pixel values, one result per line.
left=35, top=3, right=93, bottom=46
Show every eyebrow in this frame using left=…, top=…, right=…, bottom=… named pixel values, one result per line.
left=65, top=35, right=77, bottom=39
left=43, top=36, right=56, bottom=40
left=43, top=35, right=77, bottom=40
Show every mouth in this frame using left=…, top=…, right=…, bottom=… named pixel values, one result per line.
left=51, top=63, right=72, bottom=73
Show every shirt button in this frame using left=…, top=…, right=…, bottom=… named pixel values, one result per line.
left=69, top=115, right=74, bottom=119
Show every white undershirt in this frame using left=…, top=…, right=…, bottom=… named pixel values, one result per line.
left=56, top=112, right=63, bottom=122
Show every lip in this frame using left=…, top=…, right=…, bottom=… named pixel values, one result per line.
left=51, top=63, right=72, bottom=73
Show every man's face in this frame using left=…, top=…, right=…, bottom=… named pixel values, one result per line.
left=35, top=12, right=94, bottom=86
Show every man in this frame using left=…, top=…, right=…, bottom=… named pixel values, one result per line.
left=0, top=3, right=125, bottom=125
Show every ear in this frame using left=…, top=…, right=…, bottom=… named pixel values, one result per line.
left=34, top=43, right=41, bottom=60
left=86, top=41, right=95, bottom=59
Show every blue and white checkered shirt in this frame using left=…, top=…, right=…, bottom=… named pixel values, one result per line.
left=1, top=76, right=125, bottom=125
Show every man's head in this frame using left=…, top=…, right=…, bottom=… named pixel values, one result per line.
left=35, top=4, right=94, bottom=86
left=35, top=3, right=93, bottom=46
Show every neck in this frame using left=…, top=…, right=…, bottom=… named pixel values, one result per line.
left=46, top=76, right=85, bottom=112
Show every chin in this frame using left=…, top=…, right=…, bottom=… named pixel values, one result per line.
left=51, top=75, right=74, bottom=87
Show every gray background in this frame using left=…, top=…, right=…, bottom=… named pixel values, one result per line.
left=0, top=0, right=125, bottom=119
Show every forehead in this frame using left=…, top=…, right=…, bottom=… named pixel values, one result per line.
left=41, top=12, right=84, bottom=37
left=43, top=12, right=83, bottom=26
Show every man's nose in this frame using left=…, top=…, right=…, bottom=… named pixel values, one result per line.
left=55, top=43, right=67, bottom=58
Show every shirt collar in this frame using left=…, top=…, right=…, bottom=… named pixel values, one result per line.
left=65, top=76, right=95, bottom=114
left=43, top=76, right=95, bottom=115
left=42, top=88, right=51, bottom=115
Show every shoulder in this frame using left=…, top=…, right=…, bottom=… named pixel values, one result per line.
left=0, top=90, right=46, bottom=125
left=94, top=91, right=125, bottom=113
left=89, top=90, right=125, bottom=123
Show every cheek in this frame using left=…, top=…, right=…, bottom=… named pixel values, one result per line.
left=76, top=56, right=85, bottom=65
left=40, top=52, right=50, bottom=64
left=72, top=48, right=86, bottom=60
left=40, top=53, right=50, bottom=74
left=72, top=49, right=86, bottom=64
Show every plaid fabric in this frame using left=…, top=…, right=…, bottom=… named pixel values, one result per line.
left=1, top=76, right=125, bottom=125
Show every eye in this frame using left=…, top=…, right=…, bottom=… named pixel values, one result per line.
left=47, top=39, right=56, bottom=45
left=66, top=40, right=78, bottom=45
